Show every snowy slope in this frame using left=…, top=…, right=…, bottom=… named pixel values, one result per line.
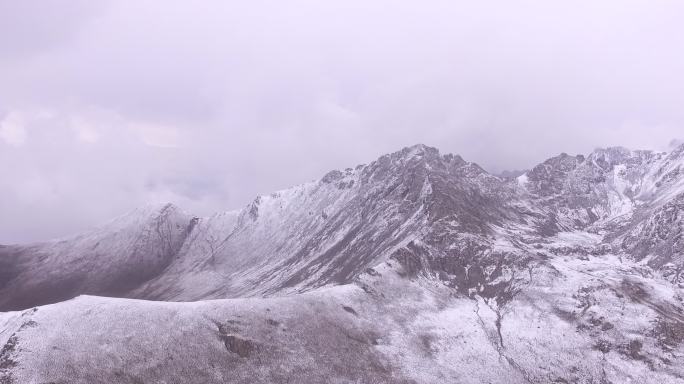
left=1, top=143, right=684, bottom=383
left=0, top=203, right=194, bottom=310
left=1, top=257, right=682, bottom=384
left=3, top=144, right=684, bottom=304
left=132, top=145, right=518, bottom=300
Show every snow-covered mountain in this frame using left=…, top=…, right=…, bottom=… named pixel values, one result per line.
left=0, top=203, right=194, bottom=311
left=1, top=144, right=683, bottom=383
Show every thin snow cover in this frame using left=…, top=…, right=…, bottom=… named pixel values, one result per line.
left=552, top=231, right=603, bottom=247
left=1, top=144, right=684, bottom=383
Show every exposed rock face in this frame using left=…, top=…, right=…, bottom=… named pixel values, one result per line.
left=1, top=143, right=683, bottom=383
left=617, top=192, right=684, bottom=278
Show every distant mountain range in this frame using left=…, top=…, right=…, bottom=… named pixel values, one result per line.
left=1, top=143, right=683, bottom=383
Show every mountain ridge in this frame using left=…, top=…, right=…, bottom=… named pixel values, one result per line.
left=2, top=143, right=684, bottom=309
left=1, top=143, right=683, bottom=383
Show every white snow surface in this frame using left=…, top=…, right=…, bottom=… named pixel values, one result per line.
left=2, top=143, right=684, bottom=383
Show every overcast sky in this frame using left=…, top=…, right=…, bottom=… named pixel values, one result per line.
left=1, top=0, right=683, bottom=243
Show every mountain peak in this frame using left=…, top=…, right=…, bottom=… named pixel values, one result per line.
left=3, top=143, right=684, bottom=383
left=100, top=202, right=183, bottom=229
left=403, top=143, right=438, bottom=155
left=382, top=144, right=441, bottom=164
left=384, top=144, right=472, bottom=170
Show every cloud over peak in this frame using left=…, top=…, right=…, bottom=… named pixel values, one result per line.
left=1, top=0, right=683, bottom=242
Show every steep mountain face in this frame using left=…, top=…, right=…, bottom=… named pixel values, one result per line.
left=131, top=145, right=524, bottom=301
left=1, top=143, right=683, bottom=384
left=523, top=147, right=657, bottom=230
left=518, top=145, right=684, bottom=275
left=0, top=204, right=194, bottom=311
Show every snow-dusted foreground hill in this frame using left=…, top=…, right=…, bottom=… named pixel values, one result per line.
left=1, top=144, right=684, bottom=383
left=1, top=256, right=682, bottom=383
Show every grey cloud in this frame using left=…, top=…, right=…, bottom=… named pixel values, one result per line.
left=0, top=0, right=104, bottom=60
left=1, top=0, right=683, bottom=242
